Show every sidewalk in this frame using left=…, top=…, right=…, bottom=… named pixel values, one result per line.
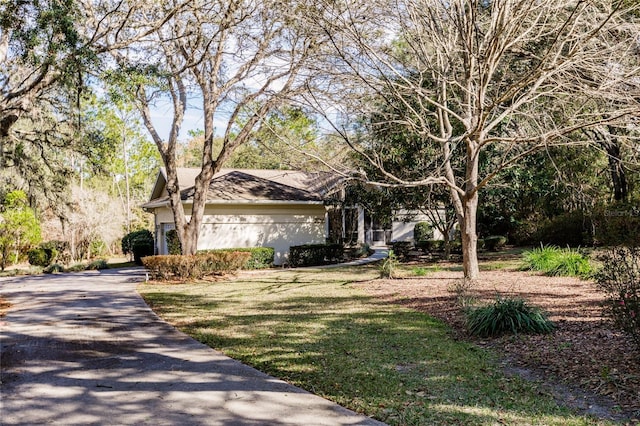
left=311, top=246, right=388, bottom=269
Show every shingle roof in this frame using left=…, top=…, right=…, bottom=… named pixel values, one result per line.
left=142, top=167, right=343, bottom=209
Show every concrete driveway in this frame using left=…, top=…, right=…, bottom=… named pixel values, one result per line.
left=0, top=268, right=385, bottom=426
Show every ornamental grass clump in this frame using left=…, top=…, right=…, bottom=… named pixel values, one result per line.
left=465, top=297, right=555, bottom=337
left=379, top=250, right=398, bottom=278
left=521, top=245, right=592, bottom=278
left=596, top=247, right=640, bottom=350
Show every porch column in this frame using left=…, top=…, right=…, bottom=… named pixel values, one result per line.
left=358, top=206, right=365, bottom=244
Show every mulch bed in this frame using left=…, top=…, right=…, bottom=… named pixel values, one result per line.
left=355, top=264, right=640, bottom=421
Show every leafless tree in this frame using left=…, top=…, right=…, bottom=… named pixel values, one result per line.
left=305, top=0, right=640, bottom=278
left=107, top=0, right=321, bottom=254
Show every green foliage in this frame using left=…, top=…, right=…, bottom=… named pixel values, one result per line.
left=43, top=263, right=64, bottom=274
left=27, top=247, right=57, bottom=267
left=592, top=203, right=640, bottom=247
left=416, top=239, right=444, bottom=253
left=40, top=240, right=70, bottom=265
left=122, top=229, right=154, bottom=264
left=289, top=243, right=344, bottom=267
left=390, top=241, right=413, bottom=259
left=86, top=259, right=109, bottom=270
left=121, top=229, right=153, bottom=254
left=132, top=240, right=154, bottom=265
left=484, top=236, right=507, bottom=252
left=478, top=144, right=610, bottom=244
left=413, top=222, right=433, bottom=242
left=0, top=190, right=41, bottom=270
left=225, top=107, right=324, bottom=170
left=595, top=247, right=640, bottom=350
left=379, top=250, right=398, bottom=278
left=532, top=211, right=592, bottom=247
left=411, top=266, right=428, bottom=276
left=466, top=298, right=555, bottom=337
left=521, top=245, right=593, bottom=278
left=449, top=239, right=463, bottom=254
left=200, top=247, right=274, bottom=270
left=165, top=229, right=182, bottom=255
left=142, top=252, right=251, bottom=281
left=66, top=263, right=86, bottom=272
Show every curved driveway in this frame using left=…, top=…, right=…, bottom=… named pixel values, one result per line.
left=0, top=268, right=385, bottom=426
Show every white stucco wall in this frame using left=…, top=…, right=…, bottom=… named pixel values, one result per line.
left=392, top=210, right=446, bottom=242
left=153, top=203, right=327, bottom=265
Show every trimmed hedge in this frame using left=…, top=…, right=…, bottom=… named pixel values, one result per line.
left=142, top=251, right=251, bottom=281
left=289, top=243, right=344, bottom=267
left=200, top=247, right=274, bottom=269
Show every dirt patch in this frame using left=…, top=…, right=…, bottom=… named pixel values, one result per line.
left=355, top=266, right=640, bottom=421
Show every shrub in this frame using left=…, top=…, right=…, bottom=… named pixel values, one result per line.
left=533, top=210, right=592, bottom=247
left=28, top=247, right=57, bottom=267
left=595, top=247, right=640, bottom=349
left=86, top=259, right=109, bottom=270
left=416, top=239, right=444, bottom=253
left=521, top=245, right=593, bottom=278
left=289, top=243, right=343, bottom=267
left=466, top=298, right=555, bottom=337
left=414, top=222, right=433, bottom=243
left=592, top=203, right=640, bottom=247
left=90, top=240, right=107, bottom=258
left=66, top=263, right=86, bottom=272
left=132, top=240, right=154, bottom=265
left=379, top=250, right=398, bottom=279
left=142, top=251, right=251, bottom=281
left=484, top=236, right=507, bottom=251
left=200, top=247, right=274, bottom=269
left=390, top=241, right=413, bottom=259
left=122, top=229, right=154, bottom=264
left=41, top=240, right=70, bottom=265
left=44, top=263, right=64, bottom=274
left=165, top=229, right=182, bottom=255
left=345, top=243, right=373, bottom=259
left=450, top=239, right=463, bottom=254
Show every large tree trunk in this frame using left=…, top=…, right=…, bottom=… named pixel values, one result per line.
left=460, top=195, right=480, bottom=280
left=459, top=138, right=481, bottom=280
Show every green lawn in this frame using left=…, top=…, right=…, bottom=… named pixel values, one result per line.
left=139, top=265, right=608, bottom=425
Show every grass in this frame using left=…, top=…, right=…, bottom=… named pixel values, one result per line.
left=140, top=265, right=606, bottom=425
left=521, top=245, right=593, bottom=278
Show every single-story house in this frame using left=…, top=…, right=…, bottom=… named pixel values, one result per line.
left=142, top=167, right=348, bottom=265
left=142, top=167, right=446, bottom=264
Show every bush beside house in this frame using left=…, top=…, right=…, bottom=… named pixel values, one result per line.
left=199, top=247, right=275, bottom=269
left=122, top=229, right=154, bottom=265
left=289, top=243, right=344, bottom=267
